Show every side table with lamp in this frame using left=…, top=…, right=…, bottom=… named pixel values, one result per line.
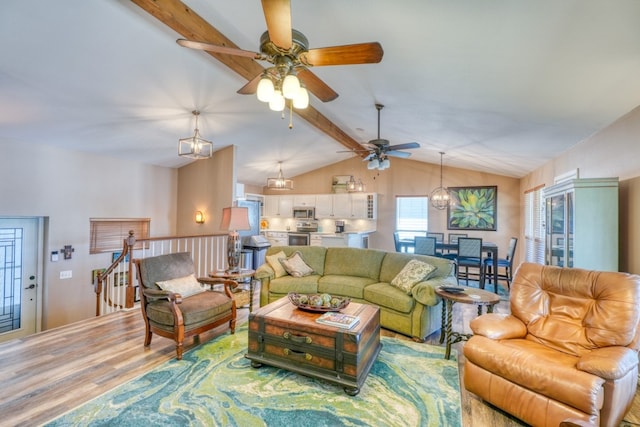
left=200, top=206, right=256, bottom=310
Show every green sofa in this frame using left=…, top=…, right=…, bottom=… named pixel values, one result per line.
left=255, top=246, right=457, bottom=341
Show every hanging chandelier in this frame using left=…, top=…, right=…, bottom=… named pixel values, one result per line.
left=178, top=110, right=213, bottom=159
left=346, top=175, right=365, bottom=192
left=266, top=162, right=294, bottom=190
left=430, top=152, right=451, bottom=210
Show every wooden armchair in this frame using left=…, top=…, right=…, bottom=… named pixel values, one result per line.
left=134, top=252, right=236, bottom=360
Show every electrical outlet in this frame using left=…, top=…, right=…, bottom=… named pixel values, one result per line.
left=60, top=270, right=72, bottom=279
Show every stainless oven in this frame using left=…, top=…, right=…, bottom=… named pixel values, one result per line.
left=288, top=232, right=310, bottom=246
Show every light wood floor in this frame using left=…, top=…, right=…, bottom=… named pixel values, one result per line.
left=1, top=288, right=640, bottom=426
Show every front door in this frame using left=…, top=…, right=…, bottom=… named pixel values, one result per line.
left=0, top=217, right=41, bottom=343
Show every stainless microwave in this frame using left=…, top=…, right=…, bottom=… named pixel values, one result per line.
left=292, top=207, right=315, bottom=219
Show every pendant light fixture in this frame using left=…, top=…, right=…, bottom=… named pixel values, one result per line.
left=178, top=110, right=213, bottom=159
left=266, top=162, right=294, bottom=190
left=430, top=152, right=451, bottom=210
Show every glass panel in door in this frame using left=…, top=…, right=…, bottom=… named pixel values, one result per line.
left=0, top=218, right=39, bottom=343
left=546, top=194, right=565, bottom=267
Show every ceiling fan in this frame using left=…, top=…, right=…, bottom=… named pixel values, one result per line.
left=339, top=104, right=420, bottom=170
left=176, top=0, right=383, bottom=106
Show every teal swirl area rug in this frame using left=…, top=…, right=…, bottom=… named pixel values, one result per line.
left=46, top=326, right=462, bottom=427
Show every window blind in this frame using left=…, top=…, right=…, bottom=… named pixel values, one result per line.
left=396, top=196, right=428, bottom=235
left=90, top=218, right=150, bottom=254
left=524, top=186, right=545, bottom=264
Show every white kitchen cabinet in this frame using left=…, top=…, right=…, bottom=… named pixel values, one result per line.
left=265, top=231, right=288, bottom=247
left=332, top=194, right=351, bottom=218
left=315, top=194, right=334, bottom=218
left=542, top=177, right=618, bottom=271
left=293, top=194, right=316, bottom=207
left=263, top=195, right=293, bottom=217
left=319, top=233, right=369, bottom=248
left=310, top=234, right=323, bottom=247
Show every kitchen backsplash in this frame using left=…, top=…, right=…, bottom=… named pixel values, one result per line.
left=262, top=217, right=376, bottom=233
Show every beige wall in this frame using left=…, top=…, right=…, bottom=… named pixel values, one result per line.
left=267, top=156, right=521, bottom=262
left=520, top=105, right=640, bottom=274
left=0, top=141, right=177, bottom=329
left=176, top=145, right=236, bottom=235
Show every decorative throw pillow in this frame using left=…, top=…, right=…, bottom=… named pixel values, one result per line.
left=156, top=274, right=205, bottom=298
left=390, top=260, right=437, bottom=294
left=280, top=251, right=314, bottom=278
left=266, top=250, right=288, bottom=278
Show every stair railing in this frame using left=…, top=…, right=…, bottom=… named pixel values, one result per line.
left=94, top=231, right=228, bottom=316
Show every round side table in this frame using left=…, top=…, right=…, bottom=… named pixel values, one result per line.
left=435, top=286, right=500, bottom=359
left=199, top=269, right=256, bottom=312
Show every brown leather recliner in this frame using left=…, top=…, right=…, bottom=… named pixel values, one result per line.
left=464, top=263, right=640, bottom=427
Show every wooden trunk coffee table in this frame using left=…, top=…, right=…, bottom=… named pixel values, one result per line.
left=245, top=298, right=381, bottom=396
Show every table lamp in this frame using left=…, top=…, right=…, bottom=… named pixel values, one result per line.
left=219, top=207, right=251, bottom=272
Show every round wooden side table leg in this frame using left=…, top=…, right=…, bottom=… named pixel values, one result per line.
left=444, top=300, right=454, bottom=360
left=439, top=299, right=447, bottom=344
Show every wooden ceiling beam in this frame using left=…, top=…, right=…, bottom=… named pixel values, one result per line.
left=130, top=0, right=365, bottom=155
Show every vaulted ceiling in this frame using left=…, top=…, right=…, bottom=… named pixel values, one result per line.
left=2, top=0, right=640, bottom=186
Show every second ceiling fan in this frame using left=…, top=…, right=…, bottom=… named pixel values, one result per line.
left=340, top=104, right=421, bottom=170
left=176, top=0, right=383, bottom=110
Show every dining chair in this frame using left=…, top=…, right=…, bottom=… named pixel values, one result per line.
left=446, top=233, right=467, bottom=255
left=456, top=237, right=484, bottom=286
left=483, top=237, right=518, bottom=292
left=393, top=232, right=402, bottom=252
left=414, top=236, right=438, bottom=256
left=426, top=232, right=444, bottom=243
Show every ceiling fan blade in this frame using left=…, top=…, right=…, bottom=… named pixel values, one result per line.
left=386, top=150, right=412, bottom=159
left=297, top=68, right=338, bottom=102
left=261, top=0, right=292, bottom=49
left=237, top=73, right=264, bottom=95
left=176, top=39, right=262, bottom=59
left=337, top=148, right=370, bottom=153
left=387, top=142, right=420, bottom=151
left=300, top=42, right=384, bottom=66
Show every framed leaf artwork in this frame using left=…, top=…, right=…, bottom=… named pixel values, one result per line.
left=447, top=186, right=497, bottom=231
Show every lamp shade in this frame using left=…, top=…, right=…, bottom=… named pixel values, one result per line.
left=219, top=207, right=251, bottom=231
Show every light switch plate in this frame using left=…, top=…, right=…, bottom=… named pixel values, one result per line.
left=60, top=270, right=72, bottom=279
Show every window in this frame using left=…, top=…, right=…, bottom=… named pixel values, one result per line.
left=524, top=186, right=544, bottom=264
left=89, top=218, right=150, bottom=254
left=395, top=196, right=428, bottom=239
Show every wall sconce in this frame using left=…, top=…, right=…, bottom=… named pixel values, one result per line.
left=195, top=211, right=205, bottom=224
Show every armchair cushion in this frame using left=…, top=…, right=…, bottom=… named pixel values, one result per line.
left=469, top=313, right=527, bottom=340
left=147, top=290, right=234, bottom=328
left=577, top=346, right=639, bottom=380
left=155, top=274, right=205, bottom=298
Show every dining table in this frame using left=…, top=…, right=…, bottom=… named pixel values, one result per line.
left=398, top=238, right=500, bottom=287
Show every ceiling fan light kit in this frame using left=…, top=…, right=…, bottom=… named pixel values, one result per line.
left=267, top=162, right=294, bottom=190
left=430, top=152, right=451, bottom=210
left=178, top=110, right=213, bottom=159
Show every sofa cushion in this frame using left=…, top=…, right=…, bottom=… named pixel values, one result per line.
left=318, top=275, right=377, bottom=299
left=390, top=259, right=437, bottom=294
left=156, top=274, right=205, bottom=298
left=266, top=250, right=288, bottom=278
left=323, top=248, right=386, bottom=280
left=269, top=274, right=321, bottom=295
left=364, top=282, right=415, bottom=314
left=280, top=251, right=314, bottom=277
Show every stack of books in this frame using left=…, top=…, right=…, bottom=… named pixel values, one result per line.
left=315, top=312, right=360, bottom=329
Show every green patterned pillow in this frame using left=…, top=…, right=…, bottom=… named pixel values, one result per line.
left=280, top=251, right=314, bottom=278
left=390, top=260, right=437, bottom=294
